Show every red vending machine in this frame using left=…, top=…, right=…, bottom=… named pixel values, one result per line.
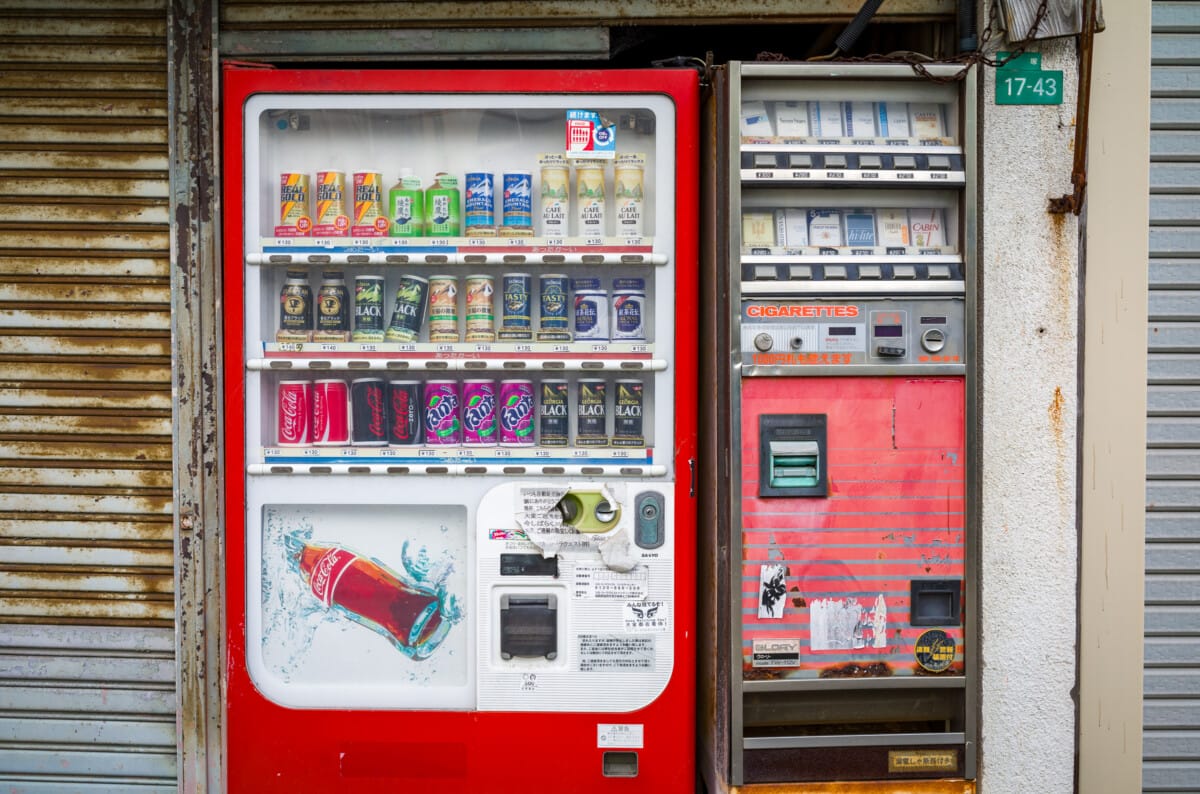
left=222, top=68, right=698, bottom=792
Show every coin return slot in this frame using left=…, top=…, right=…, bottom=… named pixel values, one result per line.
left=602, top=752, right=638, bottom=778
left=499, top=594, right=557, bottom=660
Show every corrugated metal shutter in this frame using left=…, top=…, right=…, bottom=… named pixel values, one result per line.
left=1148, top=2, right=1200, bottom=791
left=0, top=2, right=176, bottom=790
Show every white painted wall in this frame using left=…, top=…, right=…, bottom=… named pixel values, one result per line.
left=979, top=35, right=1081, bottom=793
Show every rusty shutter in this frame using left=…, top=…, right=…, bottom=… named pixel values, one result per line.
left=0, top=2, right=176, bottom=790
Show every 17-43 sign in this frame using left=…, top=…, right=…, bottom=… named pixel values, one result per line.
left=995, top=52, right=1063, bottom=106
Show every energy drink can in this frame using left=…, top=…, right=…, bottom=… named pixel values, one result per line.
left=427, top=275, right=459, bottom=343
left=351, top=171, right=388, bottom=236
left=313, top=170, right=348, bottom=237
left=612, top=379, right=645, bottom=447
left=387, top=381, right=423, bottom=447
left=611, top=278, right=646, bottom=341
left=501, top=171, right=533, bottom=235
left=538, top=379, right=569, bottom=447
left=461, top=380, right=498, bottom=446
left=388, top=169, right=425, bottom=237
left=539, top=154, right=569, bottom=239
left=384, top=274, right=429, bottom=343
left=576, top=158, right=607, bottom=240
left=576, top=379, right=608, bottom=447
left=314, top=270, right=350, bottom=343
left=613, top=153, right=646, bottom=238
left=464, top=171, right=496, bottom=236
left=573, top=277, right=608, bottom=341
left=537, top=273, right=570, bottom=341
left=275, top=172, right=311, bottom=237
left=277, top=380, right=312, bottom=446
left=426, top=173, right=461, bottom=237
left=278, top=269, right=313, bottom=343
left=424, top=380, right=461, bottom=445
left=312, top=379, right=350, bottom=446
left=352, top=275, right=385, bottom=343
left=499, top=272, right=532, bottom=341
left=499, top=380, right=535, bottom=446
left=350, top=378, right=387, bottom=447
left=464, top=275, right=496, bottom=343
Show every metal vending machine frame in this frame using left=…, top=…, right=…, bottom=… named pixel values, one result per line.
left=700, top=62, right=978, bottom=790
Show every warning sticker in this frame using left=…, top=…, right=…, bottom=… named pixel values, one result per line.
left=751, top=637, right=802, bottom=668
left=598, top=723, right=645, bottom=749
left=579, top=635, right=655, bottom=671
left=622, top=600, right=670, bottom=633
left=574, top=562, right=648, bottom=600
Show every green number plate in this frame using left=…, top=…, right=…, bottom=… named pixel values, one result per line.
left=995, top=52, right=1064, bottom=106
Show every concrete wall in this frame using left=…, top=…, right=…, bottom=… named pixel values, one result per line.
left=979, top=36, right=1081, bottom=793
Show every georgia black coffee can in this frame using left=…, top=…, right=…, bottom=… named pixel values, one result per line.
left=387, top=380, right=422, bottom=447
left=612, top=379, right=645, bottom=447
left=350, top=378, right=388, bottom=446
left=576, top=379, right=608, bottom=447
left=538, top=379, right=569, bottom=447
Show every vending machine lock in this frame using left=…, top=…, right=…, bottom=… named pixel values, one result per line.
left=499, top=594, right=558, bottom=660
left=758, top=414, right=828, bottom=497
left=634, top=491, right=665, bottom=549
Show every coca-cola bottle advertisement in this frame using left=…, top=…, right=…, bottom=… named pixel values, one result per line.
left=252, top=503, right=468, bottom=706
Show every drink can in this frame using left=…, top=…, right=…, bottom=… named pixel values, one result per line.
left=278, top=269, right=313, bottom=343
left=499, top=380, right=535, bottom=446
left=613, top=379, right=645, bottom=447
left=499, top=272, right=532, bottom=340
left=576, top=158, right=607, bottom=240
left=576, top=379, right=608, bottom=446
left=388, top=381, right=423, bottom=447
left=614, top=153, right=646, bottom=238
left=312, top=379, right=350, bottom=446
left=501, top=171, right=533, bottom=234
left=314, top=270, right=350, bottom=342
left=538, top=379, right=569, bottom=447
left=573, top=277, right=608, bottom=341
left=427, top=275, right=459, bottom=343
left=385, top=274, right=430, bottom=343
left=352, top=275, right=386, bottom=343
left=611, top=278, right=646, bottom=341
left=538, top=274, right=570, bottom=340
left=388, top=169, right=424, bottom=237
left=424, top=380, right=461, bottom=445
left=461, top=380, right=498, bottom=446
left=350, top=378, right=388, bottom=446
left=538, top=154, right=569, bottom=239
left=275, top=172, right=311, bottom=237
left=314, top=170, right=349, bottom=236
left=464, top=274, right=496, bottom=343
left=464, top=171, right=496, bottom=236
left=277, top=380, right=312, bottom=446
left=352, top=171, right=388, bottom=236
left=426, top=173, right=461, bottom=237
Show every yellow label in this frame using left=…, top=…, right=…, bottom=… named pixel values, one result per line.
left=887, top=749, right=958, bottom=774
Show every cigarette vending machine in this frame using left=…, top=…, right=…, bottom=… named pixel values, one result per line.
left=700, top=62, right=977, bottom=790
left=222, top=68, right=698, bottom=793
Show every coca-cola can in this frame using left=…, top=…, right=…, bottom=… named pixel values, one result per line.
left=461, top=380, right=497, bottom=446
left=312, top=379, right=350, bottom=446
left=277, top=380, right=312, bottom=446
left=499, top=379, right=535, bottom=446
left=387, top=381, right=422, bottom=447
left=350, top=378, right=387, bottom=446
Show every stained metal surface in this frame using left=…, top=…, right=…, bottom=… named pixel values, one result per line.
left=0, top=0, right=175, bottom=789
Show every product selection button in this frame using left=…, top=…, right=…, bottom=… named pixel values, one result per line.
left=858, top=154, right=883, bottom=169
left=788, top=153, right=814, bottom=169
left=893, top=155, right=917, bottom=170
left=858, top=264, right=883, bottom=279
left=893, top=264, right=917, bottom=279
left=927, top=155, right=952, bottom=171
left=787, top=265, right=814, bottom=280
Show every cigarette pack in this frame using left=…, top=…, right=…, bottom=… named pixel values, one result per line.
left=843, top=102, right=877, bottom=137
left=742, top=211, right=777, bottom=247
left=807, top=209, right=843, bottom=247
left=774, top=208, right=810, bottom=247
left=808, top=101, right=845, bottom=137
left=844, top=210, right=877, bottom=247
left=876, top=208, right=911, bottom=246
left=740, top=100, right=774, bottom=137
left=774, top=101, right=810, bottom=137
left=909, top=103, right=946, bottom=139
left=909, top=208, right=946, bottom=247
left=876, top=102, right=911, bottom=138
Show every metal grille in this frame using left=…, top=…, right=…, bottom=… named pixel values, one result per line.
left=1147, top=2, right=1200, bottom=791
left=0, top=1, right=175, bottom=789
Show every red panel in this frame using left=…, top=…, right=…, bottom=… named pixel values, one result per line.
left=222, top=67, right=699, bottom=792
left=739, top=377, right=966, bottom=678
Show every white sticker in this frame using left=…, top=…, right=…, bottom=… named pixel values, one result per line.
left=598, top=723, right=645, bottom=749
left=758, top=563, right=788, bottom=618
left=751, top=637, right=801, bottom=668
left=622, top=600, right=670, bottom=633
left=574, top=561, right=648, bottom=599
left=579, top=634, right=655, bottom=671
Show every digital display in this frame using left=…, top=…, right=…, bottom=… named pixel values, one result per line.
left=874, top=325, right=904, bottom=338
left=828, top=327, right=857, bottom=336
left=920, top=316, right=947, bottom=325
